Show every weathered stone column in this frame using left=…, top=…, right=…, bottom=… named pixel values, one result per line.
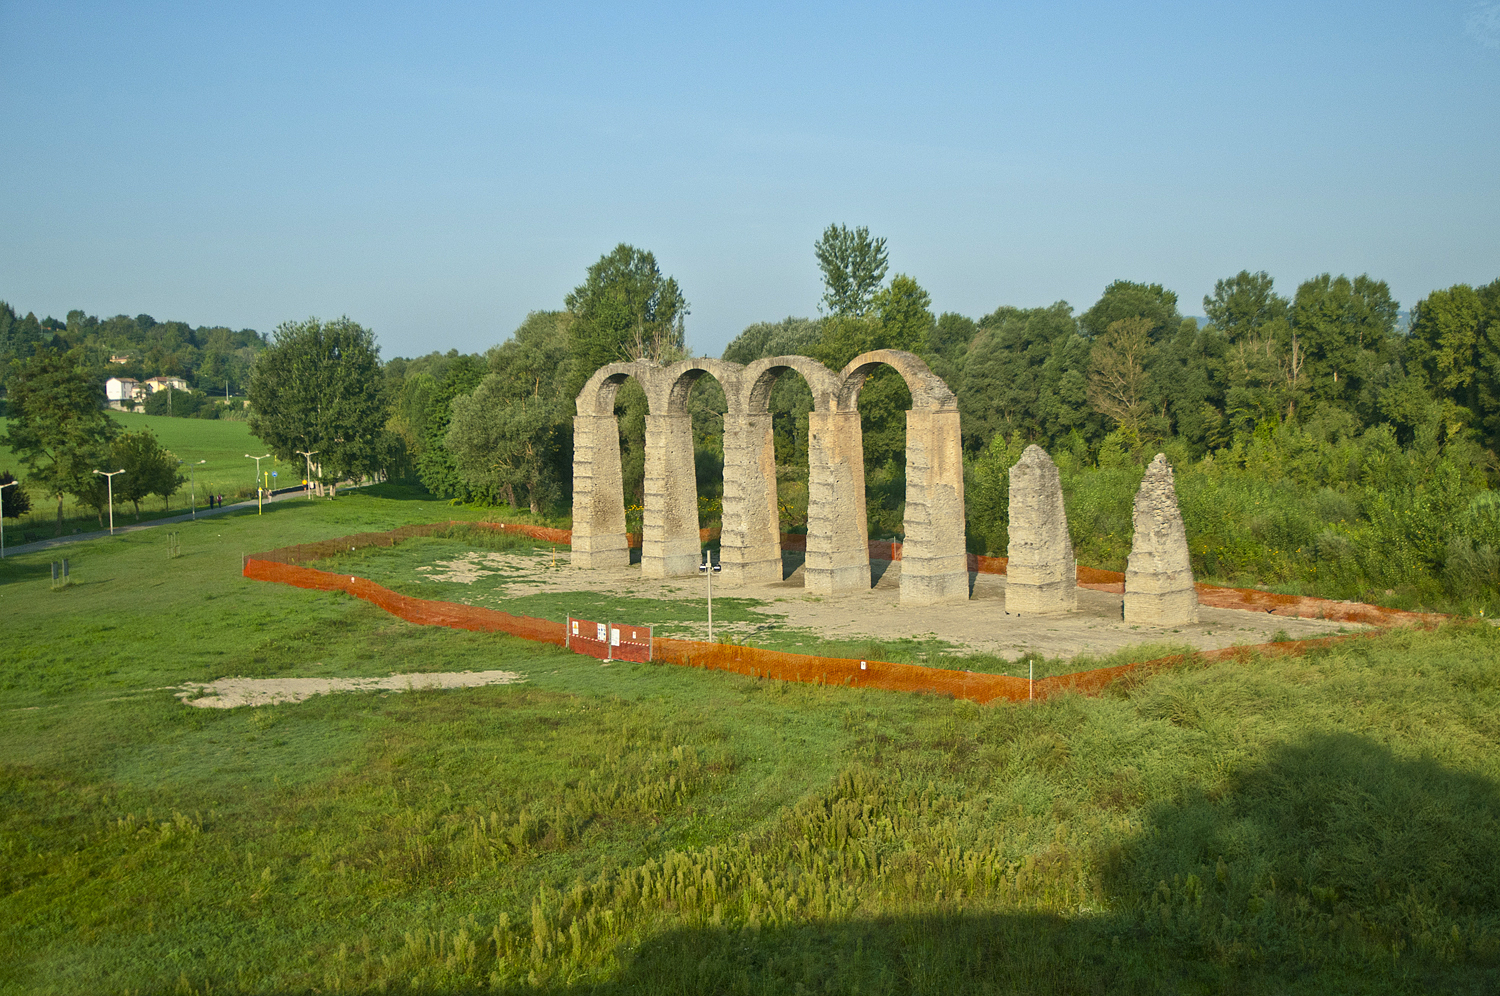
left=570, top=414, right=629, bottom=569
left=900, top=409, right=969, bottom=605
left=1006, top=445, right=1076, bottom=614
left=719, top=412, right=781, bottom=584
left=640, top=413, right=701, bottom=577
left=1124, top=453, right=1199, bottom=625
left=805, top=410, right=870, bottom=594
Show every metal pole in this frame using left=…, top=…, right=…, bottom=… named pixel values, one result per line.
left=0, top=480, right=15, bottom=559
left=185, top=459, right=205, bottom=519
left=246, top=454, right=270, bottom=514
left=295, top=450, right=319, bottom=499
left=93, top=469, right=124, bottom=535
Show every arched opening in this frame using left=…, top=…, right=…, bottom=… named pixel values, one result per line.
left=570, top=363, right=646, bottom=570
left=641, top=361, right=732, bottom=578
left=741, top=356, right=841, bottom=589
left=837, top=351, right=969, bottom=605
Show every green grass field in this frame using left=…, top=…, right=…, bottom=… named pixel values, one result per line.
left=3, top=489, right=1499, bottom=994
left=0, top=413, right=292, bottom=543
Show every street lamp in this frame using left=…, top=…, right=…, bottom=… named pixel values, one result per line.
left=0, top=479, right=16, bottom=558
left=93, top=468, right=125, bottom=535
left=698, top=549, right=722, bottom=642
left=182, top=459, right=206, bottom=518
left=295, top=450, right=319, bottom=498
left=245, top=454, right=271, bottom=514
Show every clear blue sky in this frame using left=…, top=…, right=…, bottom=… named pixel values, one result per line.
left=3, top=1, right=1498, bottom=359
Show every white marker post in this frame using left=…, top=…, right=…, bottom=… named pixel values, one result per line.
left=698, top=549, right=722, bottom=641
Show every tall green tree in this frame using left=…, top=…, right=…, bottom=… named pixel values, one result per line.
left=0, top=471, right=32, bottom=518
left=814, top=224, right=889, bottom=317
left=1088, top=317, right=1156, bottom=446
left=565, top=244, right=687, bottom=389
left=1203, top=270, right=1289, bottom=341
left=110, top=430, right=183, bottom=519
left=0, top=349, right=117, bottom=534
left=957, top=303, right=1090, bottom=452
left=1409, top=279, right=1500, bottom=449
left=1290, top=274, right=1400, bottom=416
left=1080, top=280, right=1182, bottom=342
left=446, top=312, right=574, bottom=513
left=247, top=317, right=388, bottom=484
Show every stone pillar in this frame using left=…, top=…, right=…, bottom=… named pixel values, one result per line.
left=1124, top=453, right=1199, bottom=625
left=900, top=409, right=970, bottom=605
left=571, top=414, right=629, bottom=569
left=1006, top=445, right=1076, bottom=614
left=640, top=413, right=701, bottom=577
left=719, top=412, right=782, bottom=584
left=805, top=410, right=870, bottom=594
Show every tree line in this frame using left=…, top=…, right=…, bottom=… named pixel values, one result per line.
left=0, top=302, right=266, bottom=403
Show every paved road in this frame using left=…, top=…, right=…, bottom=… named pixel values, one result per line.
left=2, top=486, right=327, bottom=557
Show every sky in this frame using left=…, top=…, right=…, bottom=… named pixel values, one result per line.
left=2, top=1, right=1498, bottom=360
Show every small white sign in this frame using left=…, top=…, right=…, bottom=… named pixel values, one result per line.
left=610, top=628, right=621, bottom=647
left=571, top=620, right=579, bottom=636
left=596, top=623, right=607, bottom=642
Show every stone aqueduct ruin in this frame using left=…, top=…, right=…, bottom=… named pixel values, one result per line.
left=571, top=349, right=1198, bottom=622
left=572, top=349, right=968, bottom=606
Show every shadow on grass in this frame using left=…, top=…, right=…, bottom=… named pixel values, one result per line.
left=487, top=732, right=1500, bottom=995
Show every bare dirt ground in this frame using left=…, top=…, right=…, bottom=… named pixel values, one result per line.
left=413, top=550, right=1361, bottom=660
left=176, top=669, right=526, bottom=709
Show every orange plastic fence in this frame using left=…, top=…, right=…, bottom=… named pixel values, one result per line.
left=242, top=521, right=1441, bottom=706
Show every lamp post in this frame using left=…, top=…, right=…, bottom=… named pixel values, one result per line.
left=245, top=454, right=270, bottom=514
left=295, top=450, right=319, bottom=498
left=0, top=479, right=16, bottom=558
left=183, top=459, right=206, bottom=518
left=698, top=549, right=722, bottom=641
left=93, top=469, right=125, bottom=535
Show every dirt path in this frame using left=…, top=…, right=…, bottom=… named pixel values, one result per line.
left=407, top=550, right=1361, bottom=661
left=176, top=669, right=526, bottom=708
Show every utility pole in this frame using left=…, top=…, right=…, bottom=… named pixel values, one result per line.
left=183, top=459, right=206, bottom=518
left=698, top=549, right=722, bottom=641
left=245, top=454, right=271, bottom=514
left=295, top=450, right=319, bottom=499
left=0, top=479, right=15, bottom=558
left=93, top=469, right=125, bottom=535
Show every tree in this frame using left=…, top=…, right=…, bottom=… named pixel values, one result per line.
left=565, top=244, right=687, bottom=386
left=111, top=430, right=182, bottom=519
left=0, top=349, right=117, bottom=534
left=958, top=303, right=1091, bottom=452
left=1080, top=280, right=1182, bottom=342
left=871, top=274, right=934, bottom=353
left=0, top=471, right=32, bottom=518
left=248, top=317, right=388, bottom=484
left=814, top=224, right=889, bottom=317
left=1203, top=270, right=1289, bottom=341
left=1087, top=317, right=1155, bottom=445
left=1290, top=274, right=1399, bottom=415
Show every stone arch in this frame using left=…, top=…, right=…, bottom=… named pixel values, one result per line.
left=570, top=361, right=657, bottom=570
left=638, top=359, right=746, bottom=578
left=830, top=350, right=968, bottom=605
left=835, top=349, right=957, bottom=413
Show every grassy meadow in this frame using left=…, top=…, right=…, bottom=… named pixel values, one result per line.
left=3, top=489, right=1500, bottom=993
left=0, top=412, right=290, bottom=543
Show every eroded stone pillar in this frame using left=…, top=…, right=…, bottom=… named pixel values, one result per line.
left=900, top=409, right=969, bottom=605
left=571, top=414, right=629, bottom=569
left=1006, top=445, right=1076, bottom=614
left=641, top=413, right=700, bottom=577
left=1124, top=453, right=1199, bottom=625
left=719, top=412, right=781, bottom=584
left=805, top=410, right=870, bottom=594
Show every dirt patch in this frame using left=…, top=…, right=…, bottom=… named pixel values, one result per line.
left=176, top=669, right=526, bottom=709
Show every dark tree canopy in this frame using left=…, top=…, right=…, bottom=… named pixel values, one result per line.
left=248, top=317, right=387, bottom=482
left=565, top=244, right=687, bottom=383
left=0, top=349, right=117, bottom=533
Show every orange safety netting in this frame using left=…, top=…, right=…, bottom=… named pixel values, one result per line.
left=243, top=521, right=1444, bottom=705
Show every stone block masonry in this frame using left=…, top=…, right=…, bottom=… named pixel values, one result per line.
left=1124, top=453, right=1199, bottom=626
left=570, top=350, right=969, bottom=604
left=1006, top=445, right=1076, bottom=614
